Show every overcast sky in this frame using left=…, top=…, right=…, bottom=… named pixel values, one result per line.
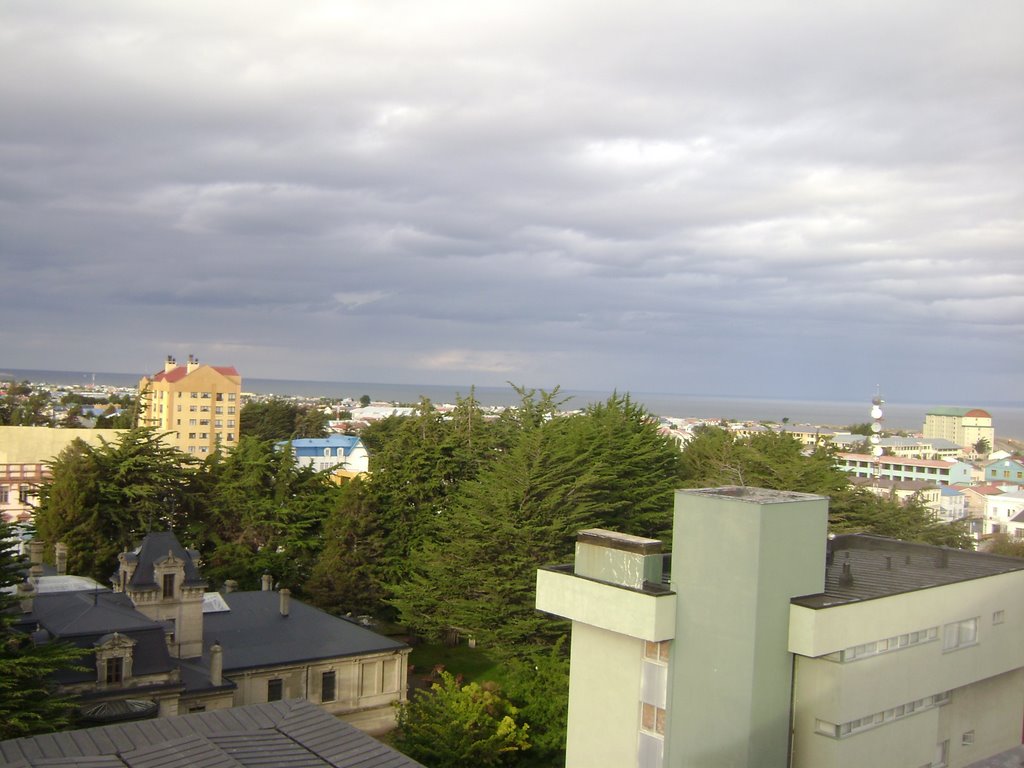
left=1, top=1, right=1021, bottom=403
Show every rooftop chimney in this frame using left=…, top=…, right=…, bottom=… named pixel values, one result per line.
left=261, top=573, right=273, bottom=591
left=186, top=354, right=199, bottom=374
left=210, top=642, right=223, bottom=686
left=17, top=581, right=35, bottom=613
left=224, top=579, right=238, bottom=593
left=279, top=588, right=291, bottom=617
left=55, top=542, right=68, bottom=576
left=164, top=355, right=177, bottom=373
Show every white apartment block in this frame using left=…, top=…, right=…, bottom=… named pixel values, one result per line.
left=537, top=487, right=1024, bottom=768
left=837, top=453, right=975, bottom=486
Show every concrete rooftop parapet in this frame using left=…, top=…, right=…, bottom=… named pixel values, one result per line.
left=536, top=566, right=676, bottom=642
left=574, top=528, right=664, bottom=590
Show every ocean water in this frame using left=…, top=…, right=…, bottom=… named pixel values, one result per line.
left=3, top=368, right=1023, bottom=439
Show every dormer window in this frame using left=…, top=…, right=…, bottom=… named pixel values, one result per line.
left=163, top=573, right=175, bottom=599
left=105, top=657, right=124, bottom=684
left=95, top=632, right=135, bottom=687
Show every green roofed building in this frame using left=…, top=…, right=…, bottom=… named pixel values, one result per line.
left=923, top=407, right=994, bottom=449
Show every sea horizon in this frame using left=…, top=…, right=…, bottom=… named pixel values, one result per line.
left=5, top=367, right=1023, bottom=441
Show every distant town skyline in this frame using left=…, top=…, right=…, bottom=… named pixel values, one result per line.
left=2, top=2, right=1021, bottom=404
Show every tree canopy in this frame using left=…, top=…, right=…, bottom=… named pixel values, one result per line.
left=394, top=672, right=531, bottom=768
left=0, top=520, right=86, bottom=738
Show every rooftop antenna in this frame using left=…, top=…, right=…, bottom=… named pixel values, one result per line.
left=870, top=387, right=885, bottom=483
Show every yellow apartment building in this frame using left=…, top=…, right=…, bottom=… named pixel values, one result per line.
left=137, top=355, right=241, bottom=455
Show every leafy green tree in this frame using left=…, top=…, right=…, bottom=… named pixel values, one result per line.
left=359, top=394, right=371, bottom=407
left=844, top=423, right=874, bottom=436
left=390, top=419, right=595, bottom=651
left=0, top=382, right=53, bottom=426
left=293, top=406, right=329, bottom=438
left=362, top=397, right=500, bottom=595
left=564, top=393, right=682, bottom=538
left=305, top=478, right=387, bottom=615
left=394, top=672, right=530, bottom=768
left=501, top=638, right=569, bottom=767
left=974, top=437, right=991, bottom=455
left=986, top=533, right=1024, bottom=558
left=828, top=487, right=973, bottom=548
left=0, top=520, right=87, bottom=738
left=60, top=404, right=85, bottom=429
left=678, top=427, right=972, bottom=549
left=391, top=393, right=681, bottom=652
left=239, top=399, right=300, bottom=441
left=193, top=437, right=338, bottom=591
left=34, top=429, right=198, bottom=580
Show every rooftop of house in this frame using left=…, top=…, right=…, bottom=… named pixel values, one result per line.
left=926, top=406, right=992, bottom=419
left=284, top=435, right=361, bottom=448
left=792, top=534, right=1024, bottom=609
left=0, top=699, right=426, bottom=768
left=13, top=591, right=177, bottom=685
left=849, top=477, right=939, bottom=492
left=120, top=531, right=206, bottom=591
left=201, top=590, right=406, bottom=671
left=837, top=453, right=965, bottom=469
left=147, top=365, right=240, bottom=384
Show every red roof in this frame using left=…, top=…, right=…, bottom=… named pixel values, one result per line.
left=149, top=365, right=239, bottom=383
left=838, top=452, right=957, bottom=469
left=963, top=484, right=1006, bottom=496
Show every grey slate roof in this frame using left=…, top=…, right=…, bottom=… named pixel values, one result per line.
left=122, top=531, right=205, bottom=591
left=0, top=699, right=426, bottom=768
left=12, top=591, right=177, bottom=684
left=202, top=591, right=407, bottom=672
left=792, top=534, right=1024, bottom=609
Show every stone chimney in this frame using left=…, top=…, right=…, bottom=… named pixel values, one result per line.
left=28, top=540, right=44, bottom=566
left=279, top=588, right=291, bottom=617
left=224, top=579, right=238, bottom=593
left=55, top=542, right=68, bottom=576
left=164, top=355, right=177, bottom=373
left=17, top=580, right=35, bottom=613
left=261, top=573, right=273, bottom=591
left=186, top=354, right=199, bottom=374
left=210, top=642, right=223, bottom=686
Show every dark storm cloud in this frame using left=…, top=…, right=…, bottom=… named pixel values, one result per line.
left=1, top=0, right=1021, bottom=401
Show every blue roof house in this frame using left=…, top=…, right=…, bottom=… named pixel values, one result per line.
left=278, top=435, right=369, bottom=480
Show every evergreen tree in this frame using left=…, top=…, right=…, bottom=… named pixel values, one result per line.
left=0, top=521, right=86, bottom=738
left=390, top=418, right=598, bottom=650
left=305, top=478, right=387, bottom=615
left=390, top=394, right=681, bottom=653
left=239, top=399, right=300, bottom=441
left=34, top=429, right=197, bottom=580
left=195, top=437, right=338, bottom=591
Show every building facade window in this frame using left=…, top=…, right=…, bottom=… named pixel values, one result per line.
left=816, top=691, right=951, bottom=739
left=163, top=573, right=175, bottom=599
left=105, top=657, right=123, bottom=684
left=267, top=678, right=283, bottom=701
left=943, top=618, right=978, bottom=651
left=322, top=670, right=336, bottom=702
left=827, top=626, right=939, bottom=662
